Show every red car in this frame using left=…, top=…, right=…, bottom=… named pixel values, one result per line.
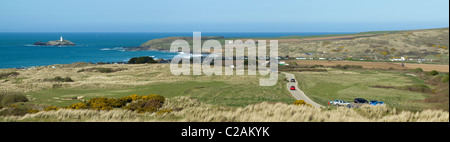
left=290, top=86, right=296, bottom=90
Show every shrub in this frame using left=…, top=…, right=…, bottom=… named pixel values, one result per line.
left=428, top=70, right=439, bottom=76
left=0, top=72, right=19, bottom=79
left=443, top=75, right=449, bottom=83
left=0, top=93, right=28, bottom=107
left=0, top=107, right=28, bottom=116
left=124, top=100, right=158, bottom=113
left=106, top=98, right=127, bottom=108
left=289, top=62, right=298, bottom=66
left=293, top=100, right=312, bottom=107
left=86, top=97, right=128, bottom=110
left=87, top=97, right=114, bottom=111
left=78, top=68, right=126, bottom=73
left=411, top=68, right=423, bottom=73
left=28, top=109, right=40, bottom=114
left=141, top=95, right=166, bottom=103
left=400, top=84, right=431, bottom=93
left=119, top=94, right=141, bottom=102
left=45, top=76, right=74, bottom=82
left=334, top=65, right=363, bottom=70
left=67, top=103, right=89, bottom=110
left=128, top=56, right=158, bottom=64
left=66, top=95, right=165, bottom=112
left=94, top=68, right=114, bottom=73
left=0, top=96, right=4, bottom=108
left=124, top=95, right=166, bottom=113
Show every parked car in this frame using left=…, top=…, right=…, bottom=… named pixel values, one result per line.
left=370, top=100, right=384, bottom=105
left=329, top=100, right=351, bottom=106
left=354, top=98, right=369, bottom=103
left=291, top=79, right=296, bottom=82
left=290, top=86, right=296, bottom=90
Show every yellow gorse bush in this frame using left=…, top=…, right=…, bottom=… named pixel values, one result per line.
left=27, top=109, right=40, bottom=114
left=294, top=100, right=313, bottom=107
left=67, top=103, right=89, bottom=110
left=87, top=97, right=126, bottom=111
left=119, top=94, right=140, bottom=102
left=123, top=95, right=166, bottom=113
left=60, top=95, right=166, bottom=112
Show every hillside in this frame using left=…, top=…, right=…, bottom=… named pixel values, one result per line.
left=279, top=28, right=449, bottom=60
left=126, top=36, right=224, bottom=51
left=127, top=28, right=449, bottom=61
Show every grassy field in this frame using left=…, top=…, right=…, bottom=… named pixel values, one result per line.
left=0, top=63, right=293, bottom=107
left=294, top=69, right=438, bottom=111
left=1, top=63, right=449, bottom=122
left=1, top=63, right=445, bottom=111
left=27, top=79, right=293, bottom=107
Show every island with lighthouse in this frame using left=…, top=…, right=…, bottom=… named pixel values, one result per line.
left=34, top=36, right=76, bottom=46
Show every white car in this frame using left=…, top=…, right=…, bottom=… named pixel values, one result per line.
left=329, top=100, right=350, bottom=106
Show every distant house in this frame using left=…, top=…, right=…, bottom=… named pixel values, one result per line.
left=319, top=58, right=327, bottom=60
left=390, top=57, right=406, bottom=61
left=296, top=57, right=306, bottom=60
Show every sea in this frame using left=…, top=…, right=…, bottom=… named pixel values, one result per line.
left=0, top=32, right=352, bottom=69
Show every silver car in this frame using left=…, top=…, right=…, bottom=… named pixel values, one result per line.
left=329, top=100, right=350, bottom=106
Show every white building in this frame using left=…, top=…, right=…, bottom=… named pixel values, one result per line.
left=390, top=57, right=406, bottom=61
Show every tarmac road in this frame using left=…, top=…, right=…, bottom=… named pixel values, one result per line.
left=283, top=72, right=324, bottom=108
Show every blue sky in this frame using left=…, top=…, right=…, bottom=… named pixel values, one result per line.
left=0, top=0, right=448, bottom=32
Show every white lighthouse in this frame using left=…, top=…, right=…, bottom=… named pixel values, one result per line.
left=60, top=36, right=63, bottom=42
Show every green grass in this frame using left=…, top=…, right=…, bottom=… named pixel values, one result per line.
left=294, top=70, right=434, bottom=111
left=26, top=76, right=294, bottom=107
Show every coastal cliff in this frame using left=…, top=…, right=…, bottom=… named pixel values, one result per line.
left=125, top=36, right=224, bottom=51
left=125, top=28, right=449, bottom=60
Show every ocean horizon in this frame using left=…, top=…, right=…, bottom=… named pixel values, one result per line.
left=0, top=32, right=353, bottom=69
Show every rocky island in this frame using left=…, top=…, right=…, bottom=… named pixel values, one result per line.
left=34, top=36, right=76, bottom=46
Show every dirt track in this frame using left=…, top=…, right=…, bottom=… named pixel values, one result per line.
left=282, top=60, right=449, bottom=72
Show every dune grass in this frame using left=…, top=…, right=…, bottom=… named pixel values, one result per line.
left=3, top=97, right=448, bottom=122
